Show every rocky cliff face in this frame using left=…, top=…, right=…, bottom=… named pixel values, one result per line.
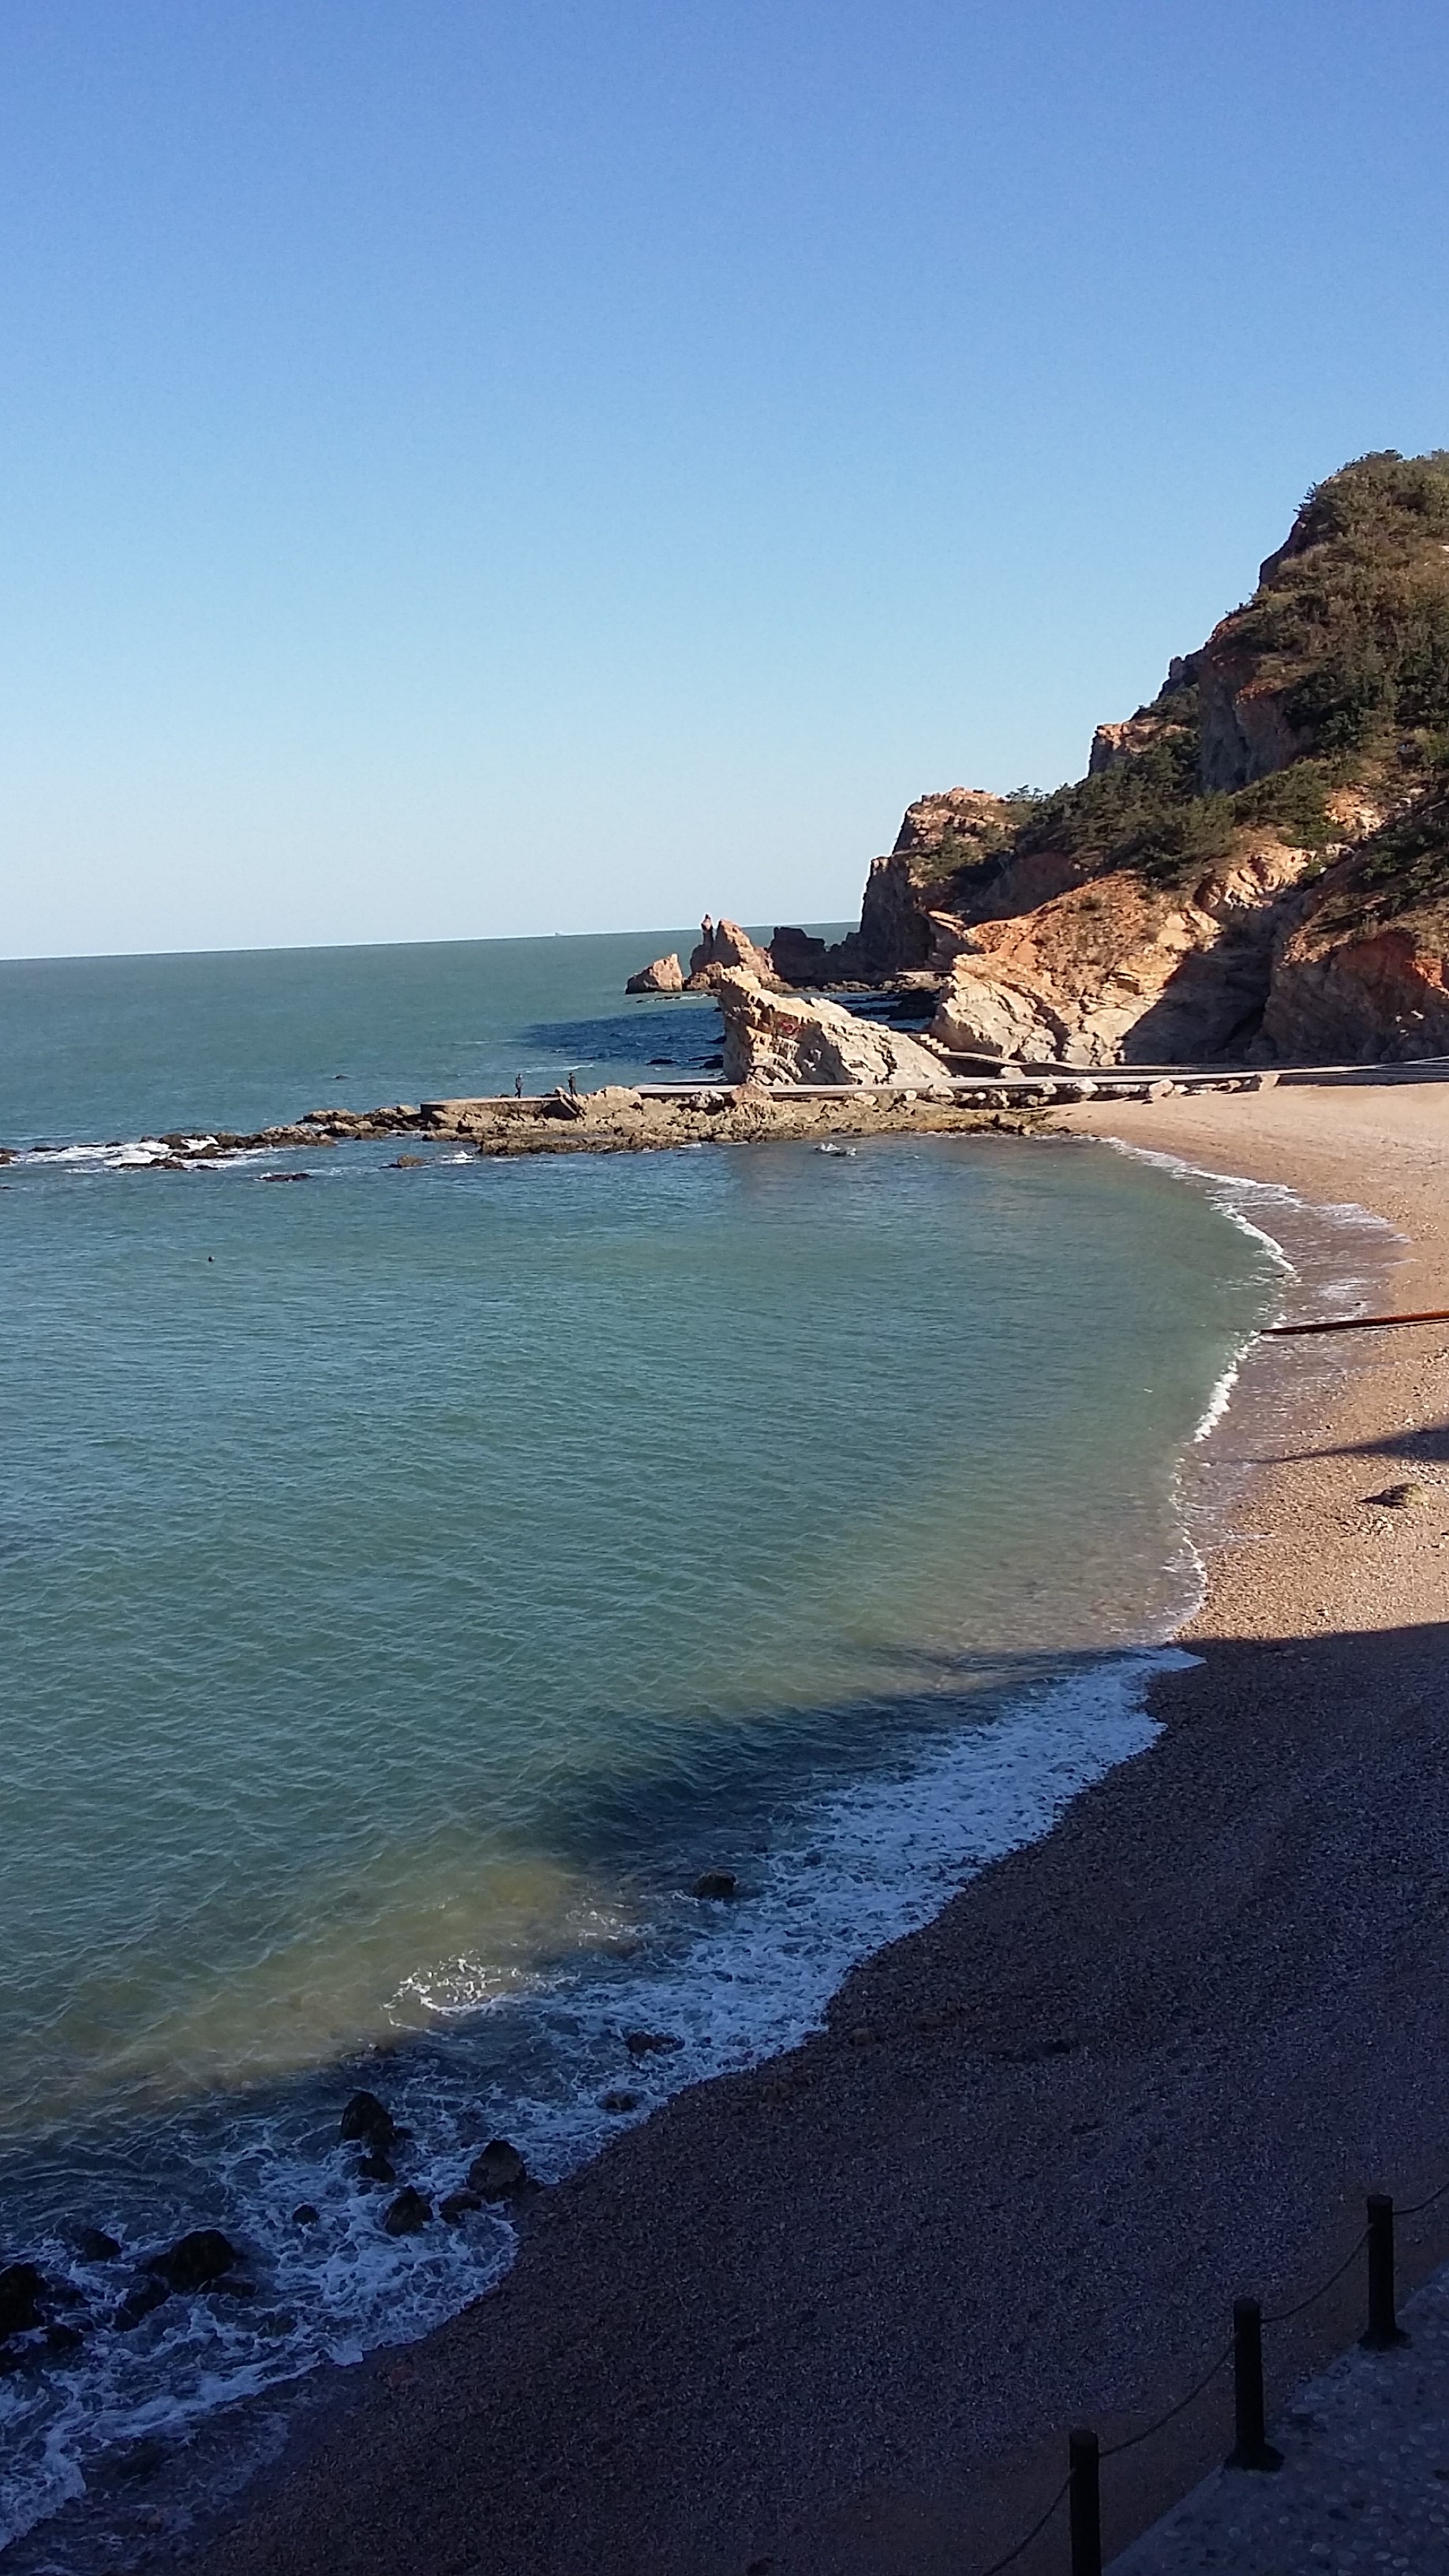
left=930, top=841, right=1327, bottom=1065
left=769, top=790, right=1016, bottom=985
left=823, top=451, right=1449, bottom=1063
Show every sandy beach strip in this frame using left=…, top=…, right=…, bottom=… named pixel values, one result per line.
left=32, top=1080, right=1449, bottom=2576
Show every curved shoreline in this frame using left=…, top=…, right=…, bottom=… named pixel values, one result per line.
left=11, top=1084, right=1449, bottom=2576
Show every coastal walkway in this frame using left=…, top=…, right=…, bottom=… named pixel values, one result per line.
left=1110, top=2254, right=1449, bottom=2570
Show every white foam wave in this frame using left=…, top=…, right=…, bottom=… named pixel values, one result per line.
left=0, top=1650, right=1185, bottom=2551
left=1099, top=1138, right=1400, bottom=1313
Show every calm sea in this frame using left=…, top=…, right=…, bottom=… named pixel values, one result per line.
left=0, top=932, right=1294, bottom=2545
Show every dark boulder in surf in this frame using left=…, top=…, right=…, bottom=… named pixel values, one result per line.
left=339, top=2089, right=399, bottom=2149
left=292, top=2204, right=320, bottom=2227
left=144, top=2230, right=239, bottom=2293
left=692, top=1869, right=737, bottom=1900
left=72, top=2227, right=122, bottom=2263
left=356, top=2151, right=396, bottom=2184
left=114, top=2275, right=171, bottom=2331
left=466, top=2140, right=527, bottom=2200
left=438, top=2189, right=484, bottom=2223
left=624, top=2030, right=684, bottom=2057
left=382, top=2188, right=432, bottom=2236
left=0, top=2262, right=47, bottom=2338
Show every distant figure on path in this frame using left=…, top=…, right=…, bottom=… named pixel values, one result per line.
left=515, top=1073, right=523, bottom=1098
left=567, top=1071, right=578, bottom=1097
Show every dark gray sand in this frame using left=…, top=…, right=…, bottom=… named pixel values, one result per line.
left=21, top=1084, right=1449, bottom=2576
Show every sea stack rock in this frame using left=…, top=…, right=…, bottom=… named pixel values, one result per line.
left=625, top=953, right=686, bottom=994
left=685, top=918, right=782, bottom=990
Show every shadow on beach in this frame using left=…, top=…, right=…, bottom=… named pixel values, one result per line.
left=11, top=1614, right=1449, bottom=2576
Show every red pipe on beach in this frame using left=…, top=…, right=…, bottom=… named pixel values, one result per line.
left=1264, top=1308, right=1449, bottom=1336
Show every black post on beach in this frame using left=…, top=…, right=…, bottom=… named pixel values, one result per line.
left=1225, top=2299, right=1282, bottom=2470
left=1361, top=2193, right=1410, bottom=2349
left=1068, top=2428, right=1101, bottom=2576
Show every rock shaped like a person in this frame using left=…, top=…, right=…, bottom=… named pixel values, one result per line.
left=625, top=953, right=685, bottom=994
left=716, top=972, right=953, bottom=1089
left=466, top=2139, right=528, bottom=2200
left=686, top=920, right=781, bottom=990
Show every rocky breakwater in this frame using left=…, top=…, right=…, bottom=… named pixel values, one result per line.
left=251, top=983, right=1035, bottom=1159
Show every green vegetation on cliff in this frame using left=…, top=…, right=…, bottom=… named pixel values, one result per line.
left=930, top=451, right=1449, bottom=928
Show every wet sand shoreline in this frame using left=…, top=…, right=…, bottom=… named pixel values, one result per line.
left=14, top=1080, right=1449, bottom=2576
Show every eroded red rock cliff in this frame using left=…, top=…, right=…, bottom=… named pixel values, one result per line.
left=774, top=451, right=1449, bottom=1064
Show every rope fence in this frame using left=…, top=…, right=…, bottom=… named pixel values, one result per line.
left=971, top=2175, right=1444, bottom=2574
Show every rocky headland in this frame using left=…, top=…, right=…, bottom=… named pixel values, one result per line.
left=636, top=451, right=1449, bottom=1068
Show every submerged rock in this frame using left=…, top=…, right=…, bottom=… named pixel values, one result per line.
left=601, top=2091, right=642, bottom=2114
left=114, top=2275, right=171, bottom=2331
left=382, top=2188, right=432, bottom=2237
left=291, top=2204, right=320, bottom=2227
left=438, top=2189, right=484, bottom=2223
left=692, top=1869, right=737, bottom=1900
left=72, top=2227, right=122, bottom=2263
left=144, top=2230, right=239, bottom=2293
left=0, top=2262, right=47, bottom=2338
left=623, top=2030, right=684, bottom=2057
left=356, top=2151, right=396, bottom=2185
left=339, top=2089, right=399, bottom=2149
left=466, top=2140, right=528, bottom=2200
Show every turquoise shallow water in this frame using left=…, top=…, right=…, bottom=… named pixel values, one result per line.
left=0, top=935, right=1286, bottom=2543
left=0, top=928, right=786, bottom=1144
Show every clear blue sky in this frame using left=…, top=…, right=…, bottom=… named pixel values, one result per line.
left=3, top=0, right=1447, bottom=957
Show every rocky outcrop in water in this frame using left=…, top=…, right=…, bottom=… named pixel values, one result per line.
left=686, top=918, right=781, bottom=990
left=625, top=953, right=685, bottom=994
left=716, top=972, right=953, bottom=1088
left=466, top=2140, right=528, bottom=2200
left=0, top=2263, right=46, bottom=2341
left=144, top=2230, right=239, bottom=2294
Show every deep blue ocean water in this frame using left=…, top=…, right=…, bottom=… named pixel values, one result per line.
left=0, top=933, right=1296, bottom=2544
